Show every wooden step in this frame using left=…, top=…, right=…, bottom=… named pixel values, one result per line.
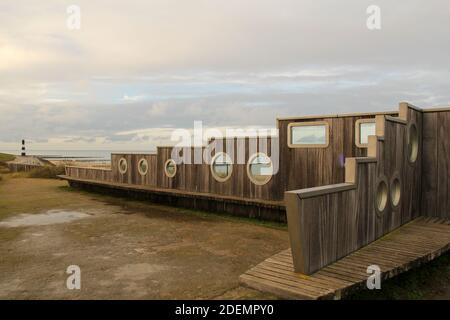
left=239, top=218, right=450, bottom=299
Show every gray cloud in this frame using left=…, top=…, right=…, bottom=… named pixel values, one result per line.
left=1, top=1, right=450, bottom=150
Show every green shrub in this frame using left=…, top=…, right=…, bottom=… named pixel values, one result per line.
left=28, top=166, right=65, bottom=179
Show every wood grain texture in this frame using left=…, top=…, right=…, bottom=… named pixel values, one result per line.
left=422, top=111, right=450, bottom=218
left=65, top=166, right=112, bottom=182
left=240, top=217, right=450, bottom=299
left=278, top=115, right=376, bottom=198
left=153, top=137, right=283, bottom=201
left=437, top=111, right=450, bottom=217
left=7, top=163, right=45, bottom=172
left=65, top=112, right=397, bottom=205
left=285, top=105, right=425, bottom=274
left=111, top=153, right=157, bottom=186
left=61, top=174, right=286, bottom=222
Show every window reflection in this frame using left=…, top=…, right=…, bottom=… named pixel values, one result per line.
left=248, top=154, right=273, bottom=185
left=291, top=125, right=327, bottom=145
left=359, top=122, right=376, bottom=145
left=212, top=153, right=232, bottom=181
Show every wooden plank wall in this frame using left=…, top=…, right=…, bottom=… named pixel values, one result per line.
left=114, top=115, right=399, bottom=202
left=155, top=137, right=281, bottom=201
left=111, top=153, right=157, bottom=186
left=66, top=112, right=398, bottom=203
left=65, top=166, right=113, bottom=182
left=277, top=115, right=395, bottom=199
left=285, top=106, right=423, bottom=274
left=156, top=146, right=209, bottom=193
left=422, top=110, right=450, bottom=218
left=7, top=163, right=44, bottom=172
left=402, top=107, right=423, bottom=222
left=286, top=168, right=379, bottom=274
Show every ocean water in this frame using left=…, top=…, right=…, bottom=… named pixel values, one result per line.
left=0, top=150, right=152, bottom=162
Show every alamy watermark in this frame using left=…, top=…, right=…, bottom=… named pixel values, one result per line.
left=367, top=5, right=381, bottom=30
left=366, top=264, right=381, bottom=290
left=66, top=5, right=81, bottom=30
left=66, top=265, right=81, bottom=290
left=64, top=5, right=380, bottom=32
left=169, top=121, right=280, bottom=174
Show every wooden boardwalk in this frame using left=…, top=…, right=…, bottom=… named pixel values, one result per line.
left=59, top=175, right=286, bottom=222
left=240, top=217, right=450, bottom=299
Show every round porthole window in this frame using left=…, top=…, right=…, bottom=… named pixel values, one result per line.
left=210, top=152, right=233, bottom=182
left=375, top=178, right=388, bottom=215
left=247, top=153, right=273, bottom=185
left=138, top=158, right=148, bottom=176
left=390, top=176, right=401, bottom=207
left=118, top=158, right=128, bottom=174
left=164, top=159, right=177, bottom=178
left=408, top=124, right=419, bottom=164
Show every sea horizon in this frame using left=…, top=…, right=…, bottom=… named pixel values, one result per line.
left=0, top=149, right=156, bottom=161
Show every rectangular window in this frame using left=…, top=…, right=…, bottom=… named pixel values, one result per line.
left=288, top=121, right=329, bottom=148
left=355, top=119, right=376, bottom=147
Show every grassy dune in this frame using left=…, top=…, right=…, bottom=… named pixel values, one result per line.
left=0, top=153, right=64, bottom=180
left=0, top=153, right=15, bottom=162
left=0, top=153, right=15, bottom=179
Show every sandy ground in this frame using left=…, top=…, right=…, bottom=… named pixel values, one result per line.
left=0, top=177, right=288, bottom=299
left=1, top=175, right=450, bottom=300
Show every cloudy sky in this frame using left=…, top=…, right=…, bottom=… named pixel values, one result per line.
left=1, top=0, right=450, bottom=151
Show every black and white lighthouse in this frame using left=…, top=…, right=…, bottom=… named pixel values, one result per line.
left=21, top=139, right=26, bottom=156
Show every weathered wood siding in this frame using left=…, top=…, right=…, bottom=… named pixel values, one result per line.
left=7, top=163, right=43, bottom=172
left=65, top=112, right=398, bottom=203
left=111, top=153, right=157, bottom=186
left=285, top=105, right=423, bottom=274
left=422, top=110, right=450, bottom=218
left=109, top=114, right=397, bottom=202
left=65, top=166, right=112, bottom=182
left=155, top=137, right=281, bottom=201
left=156, top=146, right=209, bottom=192
left=277, top=113, right=397, bottom=200
left=401, top=106, right=423, bottom=222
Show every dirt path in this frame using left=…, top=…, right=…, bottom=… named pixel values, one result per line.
left=0, top=177, right=288, bottom=299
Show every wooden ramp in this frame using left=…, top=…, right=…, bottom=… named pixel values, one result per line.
left=240, top=217, right=450, bottom=299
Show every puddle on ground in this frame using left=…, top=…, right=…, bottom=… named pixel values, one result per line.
left=0, top=209, right=92, bottom=227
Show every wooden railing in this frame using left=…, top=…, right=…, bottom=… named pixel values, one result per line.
left=65, top=166, right=113, bottom=182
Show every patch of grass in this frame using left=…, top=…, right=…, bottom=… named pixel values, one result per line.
left=175, top=207, right=287, bottom=230
left=347, top=251, right=450, bottom=300
left=0, top=177, right=103, bottom=220
left=27, top=166, right=65, bottom=179
left=0, top=153, right=14, bottom=178
left=0, top=153, right=15, bottom=162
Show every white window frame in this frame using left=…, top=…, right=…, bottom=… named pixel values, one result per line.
left=355, top=118, right=376, bottom=148
left=164, top=159, right=177, bottom=178
left=287, top=121, right=330, bottom=148
left=210, top=152, right=233, bottom=183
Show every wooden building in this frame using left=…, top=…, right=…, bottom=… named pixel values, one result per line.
left=61, top=101, right=450, bottom=298
left=62, top=107, right=403, bottom=221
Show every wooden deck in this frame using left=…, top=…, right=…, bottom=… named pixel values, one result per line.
left=58, top=175, right=286, bottom=222
left=240, top=217, right=450, bottom=299
left=59, top=175, right=285, bottom=208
